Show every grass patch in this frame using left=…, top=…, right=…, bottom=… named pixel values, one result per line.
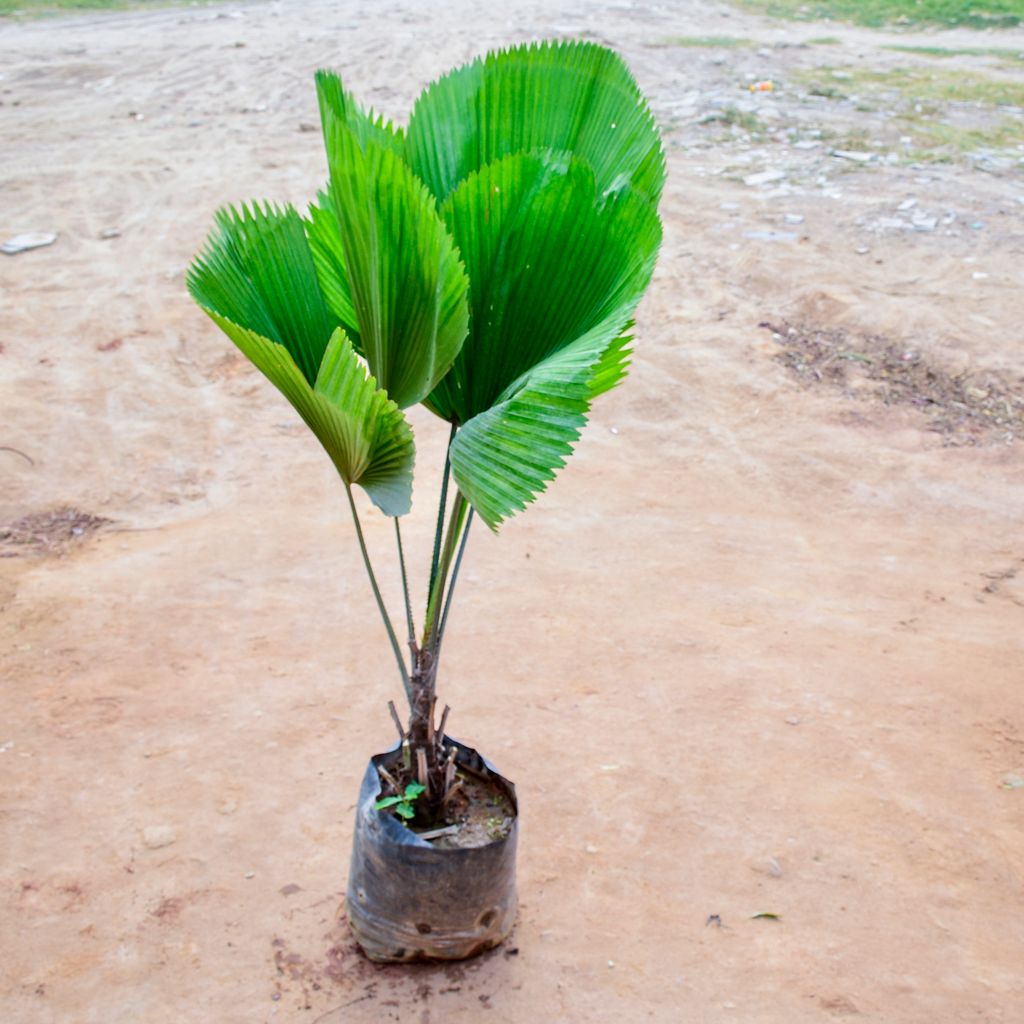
left=655, top=35, right=754, bottom=48
left=797, top=65, right=1024, bottom=106
left=798, top=65, right=1024, bottom=159
left=886, top=44, right=1024, bottom=61
left=701, top=105, right=770, bottom=138
left=820, top=127, right=875, bottom=149
left=735, top=0, right=1024, bottom=29
left=902, top=116, right=1024, bottom=152
left=1, top=0, right=216, bottom=15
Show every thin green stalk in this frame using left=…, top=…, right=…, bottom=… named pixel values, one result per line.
left=394, top=518, right=416, bottom=650
left=433, top=508, right=474, bottom=669
left=344, top=484, right=412, bottom=704
left=422, top=490, right=468, bottom=653
left=428, top=422, right=457, bottom=596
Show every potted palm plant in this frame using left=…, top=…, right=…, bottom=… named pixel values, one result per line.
left=187, top=39, right=664, bottom=962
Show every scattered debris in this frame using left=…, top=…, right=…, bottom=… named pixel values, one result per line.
left=751, top=912, right=781, bottom=921
left=764, top=321, right=1024, bottom=446
left=99, top=228, right=121, bottom=240
left=0, top=446, right=34, bottom=467
left=0, top=506, right=111, bottom=558
left=831, top=149, right=875, bottom=163
left=820, top=994, right=860, bottom=1016
left=1002, top=775, right=1024, bottom=790
left=2, top=231, right=57, bottom=255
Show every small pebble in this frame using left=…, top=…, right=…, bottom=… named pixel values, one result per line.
left=142, top=825, right=177, bottom=849
left=743, top=169, right=786, bottom=187
left=831, top=150, right=874, bottom=163
left=744, top=230, right=797, bottom=242
left=2, top=231, right=58, bottom=255
left=245, top=871, right=256, bottom=879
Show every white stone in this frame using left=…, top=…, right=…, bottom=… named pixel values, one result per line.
left=142, top=825, right=177, bottom=849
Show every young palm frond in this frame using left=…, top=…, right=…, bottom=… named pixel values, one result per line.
left=187, top=39, right=664, bottom=801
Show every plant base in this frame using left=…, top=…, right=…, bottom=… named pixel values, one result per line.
left=346, top=739, right=518, bottom=962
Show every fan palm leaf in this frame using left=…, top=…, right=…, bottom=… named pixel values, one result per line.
left=405, top=39, right=665, bottom=207
left=187, top=203, right=414, bottom=515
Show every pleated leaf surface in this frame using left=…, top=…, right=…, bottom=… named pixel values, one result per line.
left=405, top=39, right=665, bottom=207
left=188, top=202, right=336, bottom=385
left=321, top=116, right=469, bottom=410
left=450, top=320, right=634, bottom=530
left=437, top=152, right=661, bottom=527
left=305, top=189, right=361, bottom=351
left=187, top=205, right=413, bottom=515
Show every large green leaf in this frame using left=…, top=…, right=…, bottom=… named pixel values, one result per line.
left=305, top=189, right=361, bottom=350
left=405, top=39, right=666, bottom=207
left=450, top=321, right=634, bottom=530
left=321, top=115, right=470, bottom=409
left=207, top=320, right=413, bottom=516
left=315, top=69, right=405, bottom=159
left=429, top=153, right=660, bottom=425
left=187, top=202, right=336, bottom=385
left=187, top=204, right=413, bottom=515
left=436, top=152, right=659, bottom=528
left=306, top=72, right=409, bottom=353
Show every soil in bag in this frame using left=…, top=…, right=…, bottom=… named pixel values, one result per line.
left=346, top=738, right=518, bottom=962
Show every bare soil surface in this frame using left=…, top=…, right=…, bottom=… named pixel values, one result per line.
left=2, top=1, right=1023, bottom=1021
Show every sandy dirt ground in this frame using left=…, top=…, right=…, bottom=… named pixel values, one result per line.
left=2, top=1, right=1024, bottom=1021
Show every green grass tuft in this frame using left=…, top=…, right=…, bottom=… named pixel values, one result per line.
left=885, top=44, right=1024, bottom=62
left=797, top=65, right=1024, bottom=107
left=656, top=35, right=754, bottom=49
left=0, top=0, right=219, bottom=16
left=734, top=0, right=1024, bottom=29
left=901, top=117, right=1024, bottom=153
